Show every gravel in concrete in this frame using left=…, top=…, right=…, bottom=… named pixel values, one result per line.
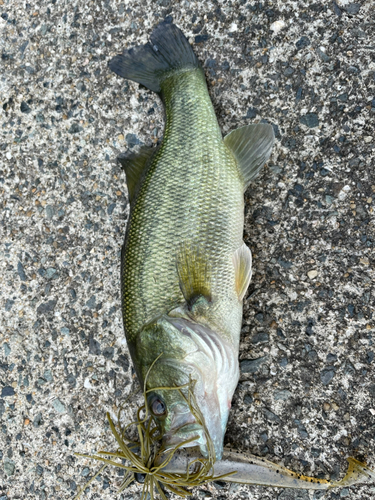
left=1, top=1, right=374, bottom=499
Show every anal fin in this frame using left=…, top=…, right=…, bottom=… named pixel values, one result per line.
left=233, top=243, right=252, bottom=301
left=118, top=146, right=155, bottom=203
left=224, top=124, right=275, bottom=189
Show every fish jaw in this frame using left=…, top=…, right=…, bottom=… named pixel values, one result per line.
left=163, top=422, right=207, bottom=453
left=158, top=380, right=226, bottom=459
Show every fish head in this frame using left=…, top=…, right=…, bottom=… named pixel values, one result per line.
left=135, top=315, right=239, bottom=460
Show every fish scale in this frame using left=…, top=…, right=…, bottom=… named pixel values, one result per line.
left=122, top=69, right=244, bottom=346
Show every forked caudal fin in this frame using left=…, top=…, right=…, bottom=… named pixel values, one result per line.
left=108, top=19, right=200, bottom=93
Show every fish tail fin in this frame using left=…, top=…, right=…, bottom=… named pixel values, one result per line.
left=108, top=19, right=200, bottom=93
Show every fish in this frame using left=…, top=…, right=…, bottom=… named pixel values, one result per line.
left=105, top=18, right=375, bottom=496
left=109, top=18, right=274, bottom=461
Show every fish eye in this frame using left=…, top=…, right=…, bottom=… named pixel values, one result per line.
left=148, top=395, right=167, bottom=417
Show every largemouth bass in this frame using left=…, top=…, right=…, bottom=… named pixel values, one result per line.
left=109, top=19, right=274, bottom=460
left=105, top=19, right=375, bottom=495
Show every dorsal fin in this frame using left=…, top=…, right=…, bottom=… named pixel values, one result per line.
left=117, top=146, right=155, bottom=203
left=224, top=124, right=275, bottom=189
left=232, top=243, right=252, bottom=301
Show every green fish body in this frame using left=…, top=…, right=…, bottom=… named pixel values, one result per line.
left=123, top=68, right=244, bottom=347
left=109, top=20, right=274, bottom=459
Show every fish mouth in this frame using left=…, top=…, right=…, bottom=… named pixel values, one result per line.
left=163, top=419, right=223, bottom=460
left=163, top=422, right=207, bottom=451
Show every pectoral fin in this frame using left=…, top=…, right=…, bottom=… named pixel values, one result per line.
left=117, top=146, right=155, bottom=203
left=224, top=124, right=275, bottom=189
left=176, top=244, right=211, bottom=305
left=233, top=243, right=252, bottom=301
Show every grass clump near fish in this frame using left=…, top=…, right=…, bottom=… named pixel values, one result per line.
left=74, top=19, right=375, bottom=498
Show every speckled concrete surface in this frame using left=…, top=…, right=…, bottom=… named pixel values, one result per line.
left=1, top=1, right=374, bottom=499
